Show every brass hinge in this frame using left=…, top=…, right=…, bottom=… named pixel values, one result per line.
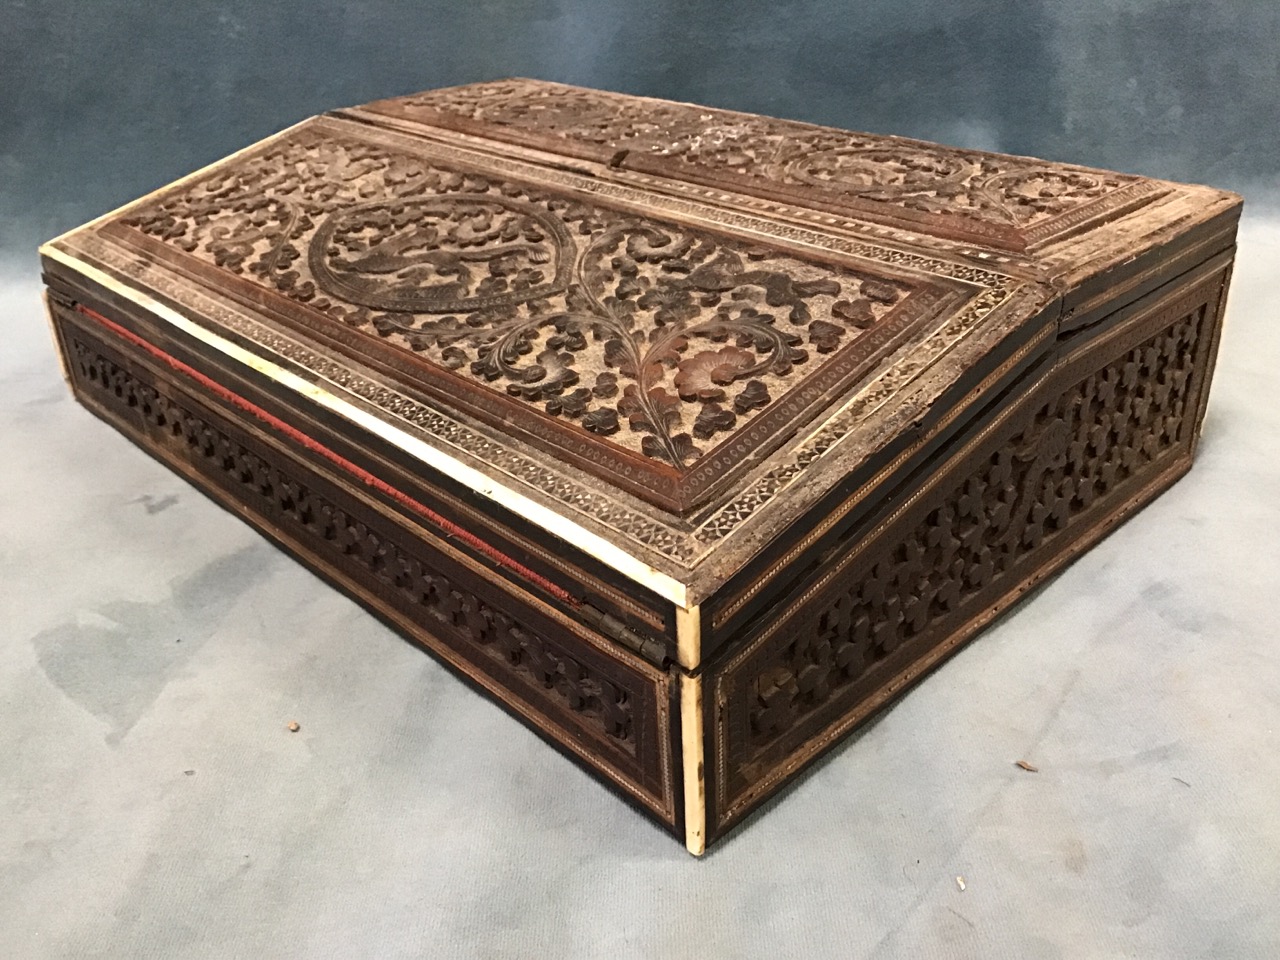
left=579, top=603, right=670, bottom=668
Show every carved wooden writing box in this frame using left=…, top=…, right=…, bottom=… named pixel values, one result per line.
left=41, top=79, right=1240, bottom=854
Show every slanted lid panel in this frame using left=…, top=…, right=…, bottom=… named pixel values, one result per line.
left=59, top=113, right=969, bottom=519
left=58, top=78, right=1238, bottom=604
left=43, top=106, right=1069, bottom=602
left=351, top=79, right=1174, bottom=258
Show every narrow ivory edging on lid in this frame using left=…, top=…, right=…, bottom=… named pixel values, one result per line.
left=40, top=245, right=691, bottom=607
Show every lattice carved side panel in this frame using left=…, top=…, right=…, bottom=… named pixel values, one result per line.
left=55, top=317, right=676, bottom=823
left=712, top=273, right=1223, bottom=830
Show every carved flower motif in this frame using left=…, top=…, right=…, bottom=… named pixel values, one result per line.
left=674, top=346, right=755, bottom=402
left=999, top=171, right=1102, bottom=215
left=124, top=129, right=951, bottom=476
left=626, top=231, right=695, bottom=264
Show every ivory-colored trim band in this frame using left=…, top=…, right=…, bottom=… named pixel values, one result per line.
left=675, top=604, right=702, bottom=671
left=680, top=673, right=706, bottom=856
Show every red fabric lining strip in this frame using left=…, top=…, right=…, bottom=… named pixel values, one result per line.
left=76, top=303, right=581, bottom=609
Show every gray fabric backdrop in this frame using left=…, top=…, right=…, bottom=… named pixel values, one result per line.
left=3, top=0, right=1278, bottom=256
left=3, top=2, right=1279, bottom=957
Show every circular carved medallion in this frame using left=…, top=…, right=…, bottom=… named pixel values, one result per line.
left=484, top=90, right=622, bottom=142
left=784, top=145, right=969, bottom=197
left=977, top=169, right=1107, bottom=223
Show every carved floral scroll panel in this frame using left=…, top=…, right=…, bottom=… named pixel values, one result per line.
left=375, top=80, right=1150, bottom=246
left=121, top=130, right=917, bottom=483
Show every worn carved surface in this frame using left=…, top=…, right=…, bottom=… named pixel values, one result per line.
left=712, top=277, right=1222, bottom=830
left=117, top=126, right=924, bottom=510
left=58, top=105, right=1067, bottom=585
left=50, top=90, right=1236, bottom=592
left=41, top=80, right=1241, bottom=852
left=364, top=79, right=1163, bottom=250
left=60, top=321, right=677, bottom=821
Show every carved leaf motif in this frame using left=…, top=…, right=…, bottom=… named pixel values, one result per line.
left=602, top=333, right=651, bottom=379
left=544, top=325, right=587, bottom=352
left=615, top=385, right=647, bottom=430
left=602, top=336, right=631, bottom=369
left=832, top=298, right=877, bottom=327
left=398, top=82, right=1139, bottom=238
left=793, top=278, right=842, bottom=298
left=648, top=386, right=683, bottom=430
left=860, top=279, right=900, bottom=304
left=581, top=407, right=620, bottom=435
left=591, top=371, right=618, bottom=398
left=670, top=432, right=702, bottom=463
left=617, top=383, right=681, bottom=434
left=545, top=386, right=591, bottom=417
left=532, top=349, right=579, bottom=393
left=734, top=379, right=771, bottom=415
left=642, top=432, right=701, bottom=465
left=637, top=284, right=699, bottom=327
left=693, top=402, right=737, bottom=440
left=808, top=320, right=845, bottom=354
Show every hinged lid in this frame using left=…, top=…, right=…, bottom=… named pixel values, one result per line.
left=355, top=79, right=1169, bottom=254
left=41, top=80, right=1240, bottom=606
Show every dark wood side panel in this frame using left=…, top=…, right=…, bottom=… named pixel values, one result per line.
left=705, top=255, right=1232, bottom=842
left=48, top=300, right=681, bottom=833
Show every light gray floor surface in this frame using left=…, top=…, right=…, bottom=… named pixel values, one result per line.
left=2, top=218, right=1278, bottom=959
